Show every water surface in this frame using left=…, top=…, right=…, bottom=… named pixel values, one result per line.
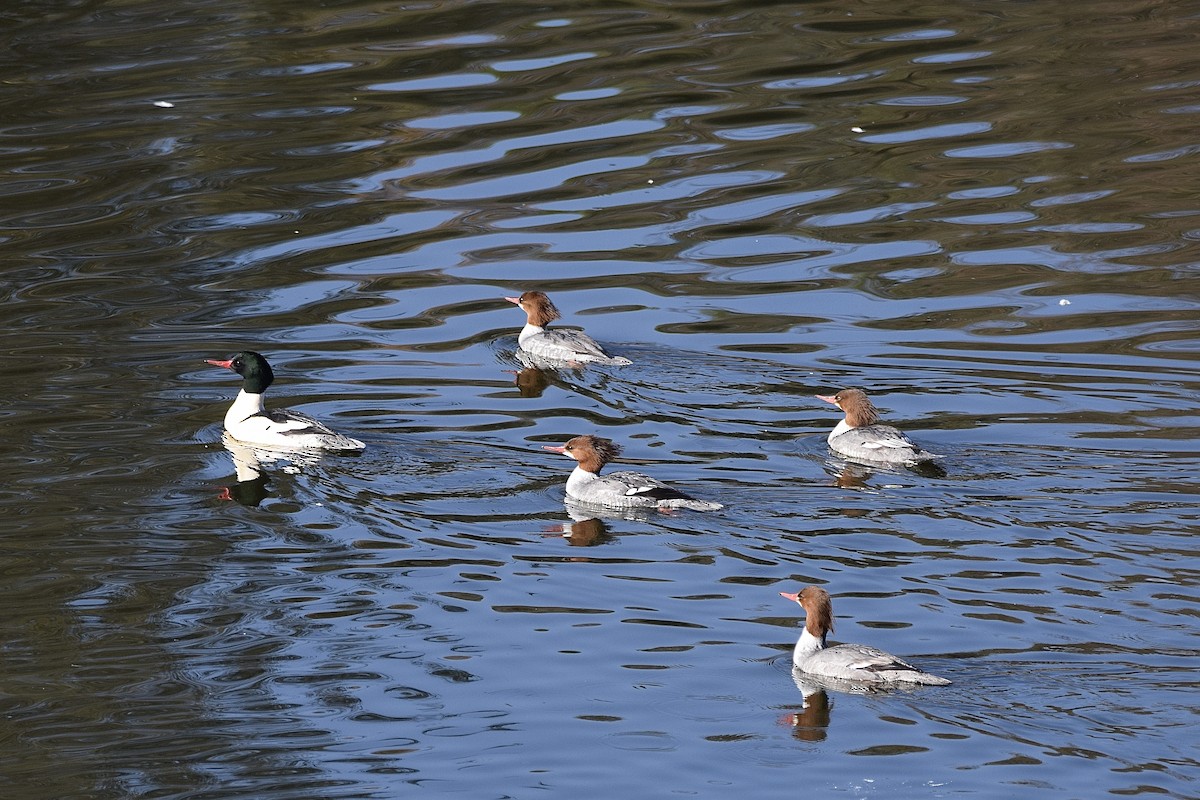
left=1, top=0, right=1198, bottom=797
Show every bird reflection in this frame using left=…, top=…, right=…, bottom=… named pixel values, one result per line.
left=540, top=494, right=685, bottom=545
left=781, top=668, right=898, bottom=741
left=825, top=453, right=947, bottom=482
left=780, top=673, right=834, bottom=742
left=217, top=434, right=270, bottom=506
left=216, top=432, right=318, bottom=507
left=556, top=516, right=613, bottom=547
left=510, top=366, right=551, bottom=398
left=831, top=462, right=873, bottom=489
left=910, top=458, right=947, bottom=479
left=542, top=501, right=621, bottom=546
left=824, top=454, right=946, bottom=489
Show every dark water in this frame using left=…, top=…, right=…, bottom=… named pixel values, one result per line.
left=2, top=0, right=1198, bottom=797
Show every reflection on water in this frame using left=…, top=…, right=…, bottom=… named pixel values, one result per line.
left=782, top=690, right=834, bottom=744
left=545, top=515, right=614, bottom=548
left=216, top=433, right=275, bottom=506
left=509, top=365, right=553, bottom=397
left=783, top=672, right=843, bottom=743
left=1, top=0, right=1198, bottom=797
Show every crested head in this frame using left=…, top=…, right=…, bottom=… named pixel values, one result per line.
left=218, top=351, right=274, bottom=394
left=516, top=290, right=561, bottom=327
left=798, top=585, right=834, bottom=637
left=830, top=388, right=880, bottom=427
left=554, top=434, right=621, bottom=473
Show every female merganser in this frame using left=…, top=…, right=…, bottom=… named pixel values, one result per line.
left=816, top=388, right=940, bottom=464
left=780, top=586, right=950, bottom=686
left=505, top=291, right=632, bottom=365
left=542, top=435, right=722, bottom=511
left=206, top=351, right=365, bottom=451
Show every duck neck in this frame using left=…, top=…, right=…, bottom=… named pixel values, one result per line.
left=565, top=465, right=599, bottom=496
left=226, top=389, right=265, bottom=426
left=794, top=627, right=827, bottom=661
left=828, top=418, right=853, bottom=441
left=518, top=323, right=545, bottom=344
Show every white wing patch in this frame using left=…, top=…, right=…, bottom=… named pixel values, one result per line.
left=862, top=434, right=914, bottom=450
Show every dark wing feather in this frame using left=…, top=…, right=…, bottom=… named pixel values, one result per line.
left=261, top=409, right=335, bottom=437
left=606, top=470, right=695, bottom=501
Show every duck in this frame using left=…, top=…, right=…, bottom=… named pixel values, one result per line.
left=816, top=388, right=940, bottom=464
left=505, top=291, right=631, bottom=365
left=205, top=350, right=365, bottom=451
left=779, top=586, right=950, bottom=686
left=542, top=435, right=722, bottom=511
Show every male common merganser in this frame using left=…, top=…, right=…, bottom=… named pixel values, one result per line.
left=816, top=388, right=940, bottom=464
left=779, top=586, right=950, bottom=686
left=206, top=351, right=365, bottom=451
left=542, top=435, right=723, bottom=511
left=505, top=291, right=632, bottom=365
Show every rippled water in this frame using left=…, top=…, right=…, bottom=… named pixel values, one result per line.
left=2, top=0, right=1198, bottom=797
